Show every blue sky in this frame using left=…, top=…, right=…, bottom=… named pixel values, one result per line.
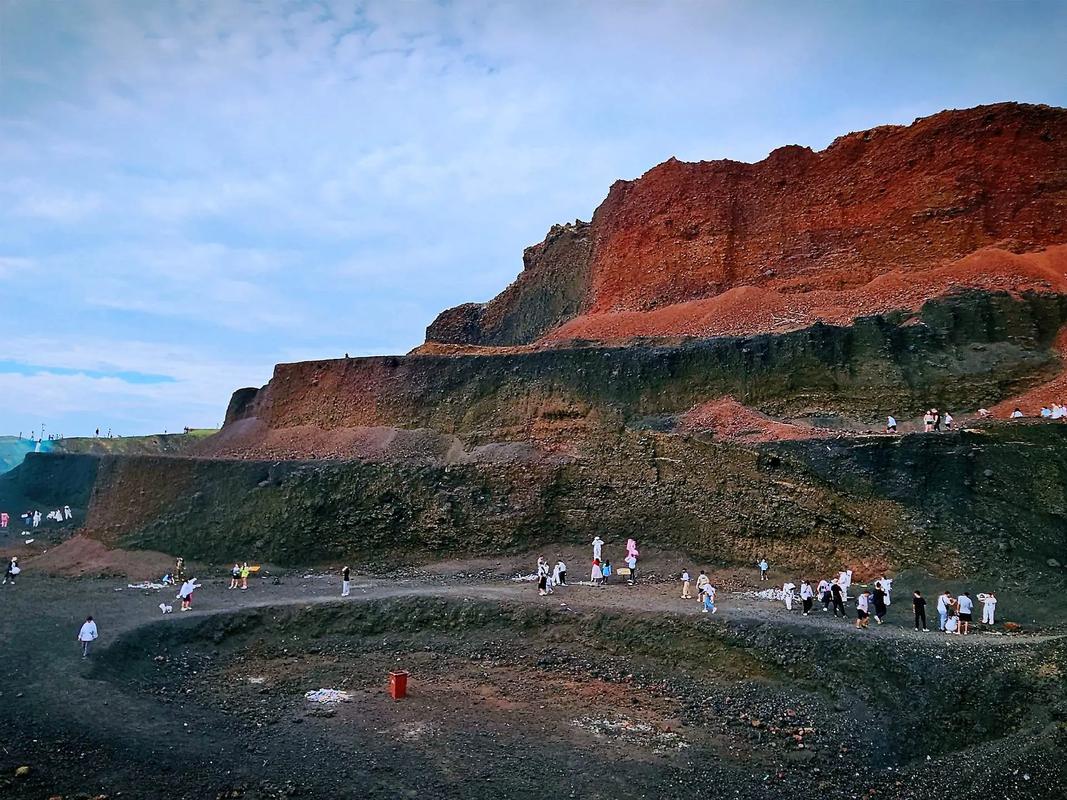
left=2, top=0, right=1065, bottom=437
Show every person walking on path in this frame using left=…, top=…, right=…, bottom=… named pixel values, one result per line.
left=800, top=580, right=814, bottom=615
left=78, top=616, right=98, bottom=658
left=681, top=570, right=692, bottom=599
left=872, top=582, right=888, bottom=624
left=240, top=563, right=251, bottom=591
left=341, top=566, right=351, bottom=597
left=3, top=556, right=20, bottom=585
left=695, top=570, right=709, bottom=601
left=957, top=592, right=974, bottom=635
left=830, top=579, right=846, bottom=618
left=178, top=578, right=201, bottom=611
left=228, top=564, right=240, bottom=590
left=981, top=592, right=997, bottom=625
left=818, top=579, right=831, bottom=612
left=913, top=591, right=929, bottom=631
left=757, top=559, right=769, bottom=581
left=937, top=591, right=954, bottom=631
left=855, top=591, right=871, bottom=629
left=701, top=582, right=717, bottom=614
left=782, top=581, right=795, bottom=611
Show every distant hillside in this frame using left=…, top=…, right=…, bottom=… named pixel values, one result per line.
left=0, top=431, right=218, bottom=475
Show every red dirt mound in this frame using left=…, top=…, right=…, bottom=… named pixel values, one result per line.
left=990, top=325, right=1067, bottom=418
left=26, top=534, right=174, bottom=580
left=678, top=397, right=825, bottom=443
left=545, top=245, right=1067, bottom=342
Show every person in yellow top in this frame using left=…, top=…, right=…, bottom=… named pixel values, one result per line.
left=240, top=562, right=251, bottom=590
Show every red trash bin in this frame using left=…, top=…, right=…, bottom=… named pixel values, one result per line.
left=388, top=670, right=409, bottom=700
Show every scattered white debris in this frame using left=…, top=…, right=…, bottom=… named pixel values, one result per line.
left=510, top=573, right=538, bottom=582
left=734, top=588, right=792, bottom=602
left=248, top=676, right=265, bottom=685
left=128, top=581, right=165, bottom=590
left=572, top=716, right=689, bottom=753
left=304, top=688, right=351, bottom=704
left=23, top=539, right=34, bottom=544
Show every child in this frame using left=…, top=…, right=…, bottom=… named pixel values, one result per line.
left=701, top=582, right=717, bottom=614
left=602, top=560, right=612, bottom=583
left=757, top=558, right=769, bottom=581
left=681, top=569, right=692, bottom=599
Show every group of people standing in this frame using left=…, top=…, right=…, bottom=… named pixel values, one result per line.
left=0, top=506, right=73, bottom=530
left=536, top=556, right=569, bottom=595
left=680, top=569, right=718, bottom=613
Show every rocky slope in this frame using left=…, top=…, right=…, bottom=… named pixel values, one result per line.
left=427, top=102, right=1067, bottom=347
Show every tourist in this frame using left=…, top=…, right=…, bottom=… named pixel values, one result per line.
left=839, top=569, right=853, bottom=601
left=936, top=590, right=954, bottom=631
left=1053, top=404, right=1065, bottom=420
left=696, top=570, right=709, bottom=602
left=913, top=590, right=929, bottom=631
left=341, top=565, right=351, bottom=597
left=1041, top=406, right=1052, bottom=418
left=63, top=505, right=72, bottom=520
left=943, top=411, right=954, bottom=431
left=701, top=581, right=717, bottom=614
left=229, top=564, right=240, bottom=590
left=957, top=592, right=974, bottom=635
left=757, top=558, right=769, bottom=581
left=32, top=510, right=41, bottom=528
left=625, top=552, right=638, bottom=585
left=886, top=415, right=897, bottom=433
left=855, top=591, right=870, bottom=629
left=981, top=592, right=997, bottom=625
left=592, top=536, right=604, bottom=561
left=944, top=613, right=960, bottom=634
left=178, top=578, right=201, bottom=611
left=800, top=579, right=814, bottom=615
left=0, top=511, right=8, bottom=528
left=881, top=576, right=894, bottom=606
left=782, top=580, right=795, bottom=611
left=932, top=408, right=942, bottom=431
left=923, top=410, right=934, bottom=432
left=240, top=562, right=250, bottom=590
left=78, top=616, right=98, bottom=658
left=2, top=556, right=19, bottom=585
left=680, top=569, right=692, bottom=599
left=1010, top=408, right=1024, bottom=419
left=175, top=557, right=186, bottom=584
left=872, top=581, right=887, bottom=624
left=556, top=559, right=567, bottom=586
left=551, top=560, right=563, bottom=587
left=830, top=579, right=845, bottom=617
left=818, top=578, right=831, bottom=612
left=590, top=558, right=603, bottom=586
left=537, top=557, right=551, bottom=596
left=602, top=559, right=612, bottom=582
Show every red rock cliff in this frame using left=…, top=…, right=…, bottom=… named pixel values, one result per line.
left=425, top=102, right=1067, bottom=346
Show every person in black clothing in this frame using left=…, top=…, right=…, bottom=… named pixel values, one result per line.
left=913, top=590, right=929, bottom=631
left=341, top=565, right=351, bottom=597
left=872, top=581, right=888, bottom=624
left=830, top=579, right=846, bottom=617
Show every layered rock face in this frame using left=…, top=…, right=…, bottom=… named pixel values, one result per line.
left=427, top=102, right=1067, bottom=346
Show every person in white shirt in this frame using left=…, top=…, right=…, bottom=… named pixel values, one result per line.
left=855, top=591, right=870, bottom=629
left=591, top=536, right=604, bottom=561
left=981, top=592, right=997, bottom=625
left=817, top=579, right=831, bottom=612
left=695, top=570, right=709, bottom=602
left=944, top=614, right=959, bottom=634
left=881, top=577, right=894, bottom=606
left=177, top=578, right=202, bottom=611
left=886, top=415, right=897, bottom=433
left=1010, top=408, right=1024, bottom=419
left=942, top=412, right=954, bottom=430
left=536, top=558, right=551, bottom=596
left=625, top=554, right=638, bottom=585
left=956, top=592, right=974, bottom=635
left=680, top=570, right=692, bottom=599
left=700, top=582, right=717, bottom=614
left=63, top=504, right=72, bottom=520
left=936, top=591, right=954, bottom=631
left=781, top=581, right=796, bottom=611
left=799, top=580, right=814, bottom=615
left=550, top=560, right=562, bottom=587
left=555, top=560, right=567, bottom=586
left=78, top=616, right=98, bottom=658
left=839, top=569, right=852, bottom=601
